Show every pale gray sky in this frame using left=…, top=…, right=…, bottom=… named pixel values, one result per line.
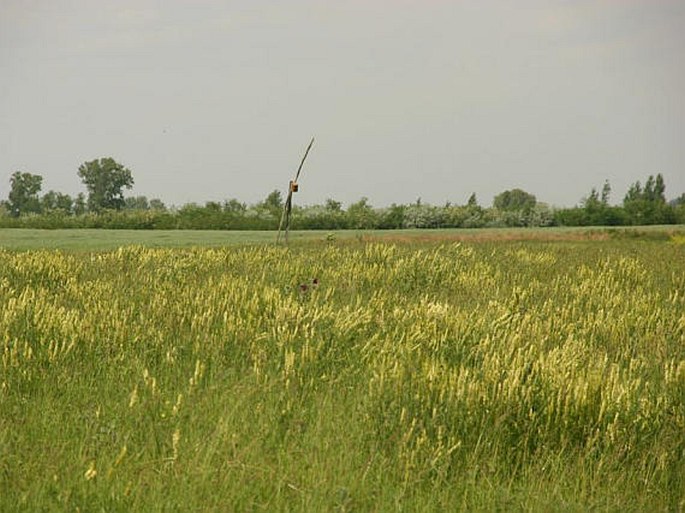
left=1, top=0, right=684, bottom=208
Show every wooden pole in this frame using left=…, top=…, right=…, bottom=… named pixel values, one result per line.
left=277, top=137, right=315, bottom=244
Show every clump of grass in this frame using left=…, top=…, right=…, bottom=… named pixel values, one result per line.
left=670, top=234, right=685, bottom=245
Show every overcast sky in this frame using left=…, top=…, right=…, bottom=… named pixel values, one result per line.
left=1, top=0, right=683, bottom=208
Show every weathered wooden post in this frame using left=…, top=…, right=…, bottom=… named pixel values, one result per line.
left=277, top=137, right=315, bottom=245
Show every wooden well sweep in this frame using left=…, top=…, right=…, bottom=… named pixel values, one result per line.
left=277, top=137, right=314, bottom=244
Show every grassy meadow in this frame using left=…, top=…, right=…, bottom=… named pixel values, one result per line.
left=1, top=228, right=684, bottom=511
left=1, top=224, right=685, bottom=251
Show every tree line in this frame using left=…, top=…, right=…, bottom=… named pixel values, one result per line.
left=2, top=157, right=684, bottom=229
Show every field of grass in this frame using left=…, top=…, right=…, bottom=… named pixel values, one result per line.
left=2, top=225, right=685, bottom=251
left=1, top=231, right=684, bottom=511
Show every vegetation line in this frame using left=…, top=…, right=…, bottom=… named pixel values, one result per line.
left=2, top=159, right=684, bottom=229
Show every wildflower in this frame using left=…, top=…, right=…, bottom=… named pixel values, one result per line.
left=172, top=429, right=181, bottom=460
left=129, top=386, right=138, bottom=408
left=84, top=461, right=97, bottom=481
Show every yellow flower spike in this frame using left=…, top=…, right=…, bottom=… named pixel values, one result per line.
left=114, top=445, right=128, bottom=467
left=172, top=429, right=181, bottom=461
left=84, top=461, right=97, bottom=481
left=129, top=386, right=138, bottom=408
left=172, top=393, right=184, bottom=416
left=106, top=445, right=128, bottom=479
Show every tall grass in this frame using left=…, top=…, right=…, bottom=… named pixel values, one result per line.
left=1, top=240, right=684, bottom=511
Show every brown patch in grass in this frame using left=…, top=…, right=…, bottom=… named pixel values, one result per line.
left=356, top=229, right=611, bottom=244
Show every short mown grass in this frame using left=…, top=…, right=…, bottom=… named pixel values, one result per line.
left=2, top=225, right=685, bottom=251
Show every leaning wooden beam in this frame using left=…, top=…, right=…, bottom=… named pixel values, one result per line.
left=294, top=137, right=315, bottom=183
left=276, top=189, right=292, bottom=243
left=277, top=137, right=315, bottom=244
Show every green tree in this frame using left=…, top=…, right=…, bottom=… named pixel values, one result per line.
left=124, top=196, right=150, bottom=210
left=467, top=193, right=479, bottom=208
left=8, top=171, right=43, bottom=217
left=77, top=158, right=134, bottom=211
left=624, top=181, right=642, bottom=203
left=223, top=198, right=246, bottom=214
left=259, top=190, right=284, bottom=218
left=149, top=198, right=167, bottom=211
left=493, top=188, right=537, bottom=212
left=582, top=188, right=601, bottom=211
left=205, top=201, right=222, bottom=212
left=405, top=200, right=444, bottom=228
left=578, top=181, right=624, bottom=226
left=41, top=190, right=73, bottom=213
left=324, top=198, right=342, bottom=212
left=654, top=173, right=666, bottom=202
left=378, top=203, right=405, bottom=229
left=347, top=197, right=377, bottom=229
left=601, top=180, right=611, bottom=206
left=73, top=193, right=87, bottom=215
left=673, top=193, right=685, bottom=224
left=623, top=174, right=673, bottom=224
